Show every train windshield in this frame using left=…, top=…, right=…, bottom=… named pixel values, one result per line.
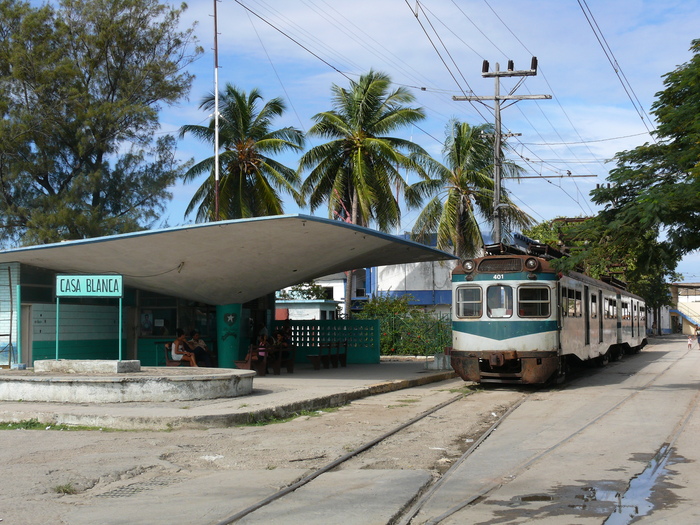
left=456, top=287, right=482, bottom=317
left=487, top=285, right=513, bottom=318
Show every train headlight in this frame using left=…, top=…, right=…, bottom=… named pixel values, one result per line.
left=463, top=259, right=475, bottom=272
left=525, top=257, right=540, bottom=271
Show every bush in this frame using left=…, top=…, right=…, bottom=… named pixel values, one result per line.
left=356, top=294, right=451, bottom=356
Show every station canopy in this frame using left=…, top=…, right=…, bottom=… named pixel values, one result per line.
left=0, top=215, right=456, bottom=305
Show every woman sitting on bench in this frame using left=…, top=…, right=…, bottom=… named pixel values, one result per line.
left=171, top=328, right=198, bottom=367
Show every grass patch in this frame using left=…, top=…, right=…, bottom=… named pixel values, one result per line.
left=53, top=483, right=77, bottom=495
left=242, top=407, right=340, bottom=426
left=387, top=397, right=422, bottom=408
left=0, top=419, right=122, bottom=432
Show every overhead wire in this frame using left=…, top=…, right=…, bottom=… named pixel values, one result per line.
left=577, top=0, right=657, bottom=139
left=478, top=0, right=623, bottom=215
left=245, top=10, right=306, bottom=132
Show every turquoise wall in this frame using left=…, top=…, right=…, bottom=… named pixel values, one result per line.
left=33, top=339, right=124, bottom=361
left=273, top=319, right=380, bottom=364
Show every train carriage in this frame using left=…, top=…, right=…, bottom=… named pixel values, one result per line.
left=451, top=247, right=647, bottom=384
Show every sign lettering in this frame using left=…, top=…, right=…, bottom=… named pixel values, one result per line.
left=56, top=275, right=123, bottom=298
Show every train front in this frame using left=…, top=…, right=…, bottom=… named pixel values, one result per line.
left=451, top=254, right=560, bottom=384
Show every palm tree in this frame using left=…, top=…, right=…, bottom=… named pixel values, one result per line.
left=411, top=120, right=533, bottom=260
left=298, top=70, right=429, bottom=316
left=299, top=70, right=427, bottom=231
left=179, top=85, right=304, bottom=221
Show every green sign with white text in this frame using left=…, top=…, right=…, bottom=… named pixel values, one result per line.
left=56, top=274, right=123, bottom=298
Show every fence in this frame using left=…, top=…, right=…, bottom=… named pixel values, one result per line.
left=274, top=319, right=380, bottom=364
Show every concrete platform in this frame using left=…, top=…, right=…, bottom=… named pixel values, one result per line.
left=0, top=359, right=457, bottom=430
left=0, top=366, right=255, bottom=403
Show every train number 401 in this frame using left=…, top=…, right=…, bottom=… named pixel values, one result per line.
left=493, top=274, right=504, bottom=280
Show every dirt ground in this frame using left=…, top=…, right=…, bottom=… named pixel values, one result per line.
left=0, top=378, right=524, bottom=524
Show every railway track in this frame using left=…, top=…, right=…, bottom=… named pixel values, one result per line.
left=401, top=346, right=698, bottom=524
left=211, top=342, right=696, bottom=525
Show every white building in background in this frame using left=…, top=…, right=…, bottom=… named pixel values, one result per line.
left=280, top=256, right=457, bottom=318
left=669, top=283, right=700, bottom=334
left=275, top=299, right=340, bottom=321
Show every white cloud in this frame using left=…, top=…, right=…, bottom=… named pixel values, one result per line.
left=166, top=0, right=700, bottom=276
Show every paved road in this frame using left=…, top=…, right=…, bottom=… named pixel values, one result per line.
left=409, top=335, right=700, bottom=524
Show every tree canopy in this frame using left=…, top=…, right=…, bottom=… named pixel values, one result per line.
left=523, top=218, right=679, bottom=309
left=589, top=38, right=700, bottom=261
left=179, top=84, right=304, bottom=221
left=0, top=0, right=202, bottom=245
left=299, top=70, right=428, bottom=231
left=411, top=120, right=533, bottom=259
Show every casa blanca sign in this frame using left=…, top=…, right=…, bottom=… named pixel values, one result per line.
left=54, top=274, right=124, bottom=360
left=56, top=274, right=123, bottom=298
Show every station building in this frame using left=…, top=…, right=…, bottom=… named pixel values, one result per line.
left=0, top=215, right=454, bottom=368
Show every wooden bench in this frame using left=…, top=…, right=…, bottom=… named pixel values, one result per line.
left=235, top=345, right=268, bottom=376
left=308, top=342, right=348, bottom=370
left=268, top=345, right=296, bottom=375
left=308, top=342, right=333, bottom=370
left=164, top=344, right=188, bottom=367
left=337, top=340, right=348, bottom=367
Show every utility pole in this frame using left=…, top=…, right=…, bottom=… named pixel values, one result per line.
left=454, top=58, right=550, bottom=245
left=213, top=0, right=221, bottom=221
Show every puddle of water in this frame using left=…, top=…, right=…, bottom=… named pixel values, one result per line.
left=601, top=443, right=673, bottom=524
left=520, top=494, right=553, bottom=502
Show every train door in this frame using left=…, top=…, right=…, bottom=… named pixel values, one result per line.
left=598, top=291, right=604, bottom=343
left=616, top=293, right=623, bottom=344
left=584, top=286, right=590, bottom=346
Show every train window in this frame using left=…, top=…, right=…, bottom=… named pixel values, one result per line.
left=568, top=288, right=576, bottom=317
left=487, top=285, right=513, bottom=318
left=604, top=297, right=610, bottom=318
left=575, top=290, right=582, bottom=317
left=518, top=287, right=550, bottom=317
left=456, top=286, right=482, bottom=318
left=591, top=294, right=597, bottom=318
left=622, top=302, right=630, bottom=320
left=561, top=287, right=568, bottom=317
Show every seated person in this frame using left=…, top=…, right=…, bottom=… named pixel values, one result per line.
left=271, top=330, right=291, bottom=360
left=171, top=328, right=198, bottom=367
left=188, top=330, right=213, bottom=367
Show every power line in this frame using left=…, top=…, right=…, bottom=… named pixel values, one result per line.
left=577, top=0, right=657, bottom=139
left=233, top=0, right=352, bottom=82
left=522, top=132, right=650, bottom=146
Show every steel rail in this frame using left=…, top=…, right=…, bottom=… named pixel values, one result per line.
left=213, top=392, right=468, bottom=525
left=417, top=348, right=694, bottom=524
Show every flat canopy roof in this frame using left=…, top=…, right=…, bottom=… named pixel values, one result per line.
left=0, top=215, right=455, bottom=305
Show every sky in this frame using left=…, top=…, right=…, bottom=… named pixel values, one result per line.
left=155, top=0, right=700, bottom=280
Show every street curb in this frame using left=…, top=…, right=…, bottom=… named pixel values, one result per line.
left=18, top=370, right=458, bottom=430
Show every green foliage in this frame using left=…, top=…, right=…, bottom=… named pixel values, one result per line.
left=53, top=483, right=78, bottom=495
left=179, top=84, right=304, bottom=221
left=0, top=0, right=202, bottom=245
left=299, top=69, right=428, bottom=231
left=411, top=120, right=533, bottom=259
left=587, top=38, right=700, bottom=263
left=355, top=294, right=451, bottom=355
left=524, top=218, right=679, bottom=309
left=522, top=40, right=700, bottom=307
left=277, top=281, right=329, bottom=300
left=0, top=418, right=120, bottom=431
left=299, top=70, right=429, bottom=317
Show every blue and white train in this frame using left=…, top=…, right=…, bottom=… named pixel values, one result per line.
left=450, top=247, right=647, bottom=384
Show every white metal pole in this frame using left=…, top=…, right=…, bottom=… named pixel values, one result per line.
left=213, top=0, right=220, bottom=221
